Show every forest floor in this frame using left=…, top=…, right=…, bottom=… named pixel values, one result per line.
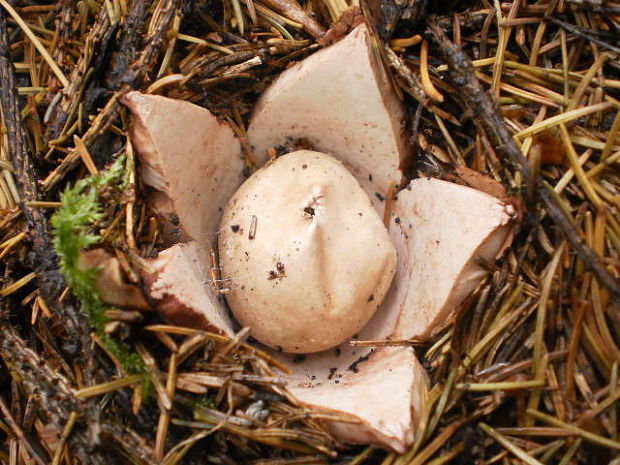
left=1, top=0, right=620, bottom=464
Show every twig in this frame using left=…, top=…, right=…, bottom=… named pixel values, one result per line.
left=51, top=0, right=77, bottom=74
left=42, top=0, right=182, bottom=192
left=44, top=8, right=112, bottom=140
left=0, top=321, right=158, bottom=464
left=0, top=396, right=49, bottom=465
left=0, top=323, right=102, bottom=464
left=544, top=15, right=620, bottom=54
left=103, top=0, right=152, bottom=90
left=0, top=7, right=89, bottom=343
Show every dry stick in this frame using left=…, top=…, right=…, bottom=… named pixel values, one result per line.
left=51, top=0, right=77, bottom=75
left=544, top=15, right=620, bottom=55
left=44, top=7, right=112, bottom=140
left=0, top=7, right=90, bottom=343
left=0, top=322, right=159, bottom=465
left=0, top=324, right=101, bottom=465
left=47, top=0, right=151, bottom=147
left=0, top=396, right=49, bottom=465
left=428, top=24, right=620, bottom=308
left=103, top=0, right=152, bottom=90
left=42, top=0, right=181, bottom=193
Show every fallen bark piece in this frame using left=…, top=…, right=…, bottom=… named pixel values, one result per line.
left=452, top=165, right=509, bottom=200
left=219, top=150, right=396, bottom=353
left=78, top=249, right=150, bottom=311
left=123, top=91, right=245, bottom=249
left=140, top=242, right=234, bottom=335
left=248, top=23, right=411, bottom=207
left=389, top=177, right=516, bottom=339
left=286, top=347, right=427, bottom=453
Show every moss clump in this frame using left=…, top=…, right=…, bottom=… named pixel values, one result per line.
left=52, top=155, right=145, bottom=375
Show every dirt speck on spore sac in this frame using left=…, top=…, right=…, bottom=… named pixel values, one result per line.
left=268, top=262, right=286, bottom=280
left=348, top=349, right=375, bottom=374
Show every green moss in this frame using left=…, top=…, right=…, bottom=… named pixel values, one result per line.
left=52, top=155, right=145, bottom=375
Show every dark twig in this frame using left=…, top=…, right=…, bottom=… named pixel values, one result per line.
left=428, top=23, right=620, bottom=307
left=104, top=0, right=152, bottom=90
left=0, top=396, right=49, bottom=465
left=564, top=0, right=620, bottom=15
left=42, top=0, right=182, bottom=193
left=544, top=15, right=620, bottom=54
left=0, top=321, right=158, bottom=465
left=194, top=49, right=267, bottom=81
left=51, top=0, right=77, bottom=76
left=0, top=7, right=89, bottom=342
left=44, top=8, right=112, bottom=140
left=0, top=323, right=103, bottom=464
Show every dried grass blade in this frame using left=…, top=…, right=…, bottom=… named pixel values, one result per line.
left=143, top=325, right=292, bottom=373
left=396, top=385, right=442, bottom=462
left=259, top=0, right=325, bottom=38
left=611, top=363, right=618, bottom=441
left=403, top=422, right=460, bottom=465
left=0, top=272, right=36, bottom=297
left=146, top=74, right=184, bottom=94
left=176, top=33, right=234, bottom=54
left=155, top=353, right=177, bottom=460
left=490, top=0, right=519, bottom=96
left=74, top=374, right=144, bottom=398
left=456, top=379, right=544, bottom=391
left=0, top=396, right=48, bottom=465
left=495, top=427, right=577, bottom=437
left=231, top=0, right=245, bottom=35
left=526, top=243, right=564, bottom=425
left=554, top=149, right=592, bottom=194
left=0, top=231, right=26, bottom=259
left=559, top=124, right=602, bottom=207
left=515, top=101, right=612, bottom=138
left=51, top=411, right=78, bottom=465
left=479, top=423, right=544, bottom=465
left=425, top=441, right=464, bottom=465
left=558, top=437, right=582, bottom=465
left=601, top=110, right=620, bottom=161
left=527, top=409, right=620, bottom=451
left=25, top=201, right=62, bottom=208
left=565, top=52, right=611, bottom=112
left=73, top=135, right=98, bottom=175
left=245, top=0, right=258, bottom=24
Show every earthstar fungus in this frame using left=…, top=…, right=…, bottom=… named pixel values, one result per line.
left=119, top=23, right=516, bottom=453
